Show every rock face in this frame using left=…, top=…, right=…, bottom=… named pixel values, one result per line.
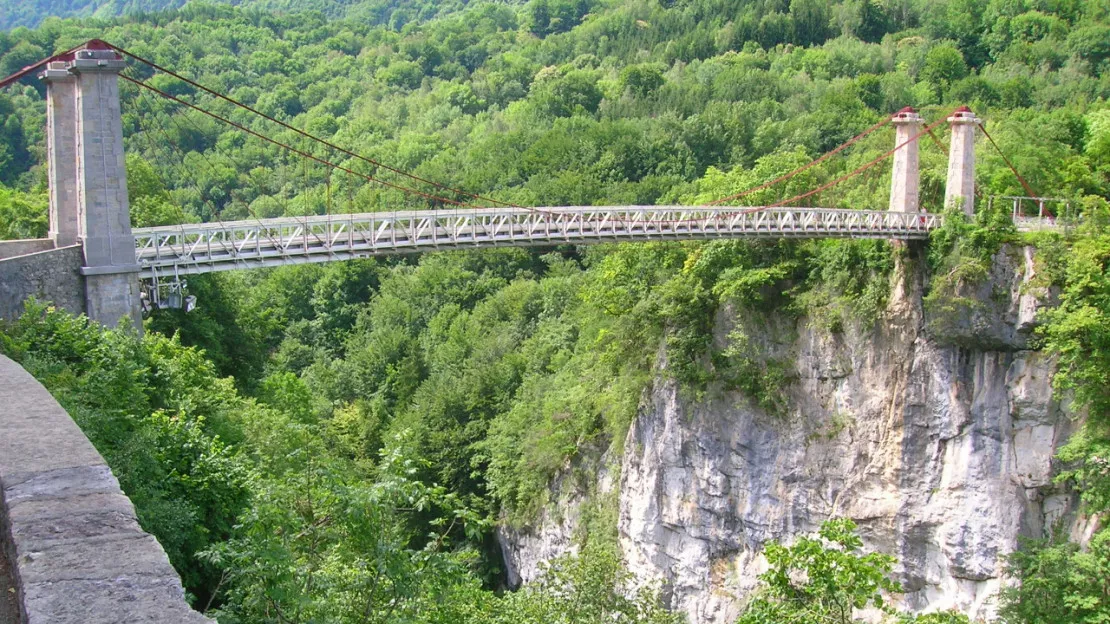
left=499, top=245, right=1080, bottom=623
left=497, top=448, right=617, bottom=587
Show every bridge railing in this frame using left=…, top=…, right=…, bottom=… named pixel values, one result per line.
left=989, top=195, right=1073, bottom=232
left=133, top=207, right=942, bottom=278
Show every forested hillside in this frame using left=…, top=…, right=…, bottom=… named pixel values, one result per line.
left=0, top=0, right=176, bottom=31
left=0, top=0, right=487, bottom=33
left=3, top=0, right=1110, bottom=216
left=2, top=0, right=1110, bottom=622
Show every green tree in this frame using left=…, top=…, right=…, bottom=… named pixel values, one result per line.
left=619, top=64, right=665, bottom=97
left=998, top=532, right=1110, bottom=624
left=0, top=94, right=30, bottom=185
left=204, top=434, right=488, bottom=624
left=127, top=154, right=185, bottom=227
left=854, top=0, right=890, bottom=42
left=737, top=518, right=901, bottom=624
left=790, top=0, right=831, bottom=46
left=0, top=40, right=45, bottom=78
left=1067, top=23, right=1110, bottom=67
left=527, top=0, right=551, bottom=36
left=495, top=547, right=683, bottom=624
left=737, top=519, right=970, bottom=624
left=0, top=185, right=46, bottom=240
left=921, top=44, right=969, bottom=92
left=530, top=68, right=603, bottom=117
left=0, top=302, right=251, bottom=606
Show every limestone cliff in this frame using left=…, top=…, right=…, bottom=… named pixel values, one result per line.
left=498, top=244, right=1083, bottom=623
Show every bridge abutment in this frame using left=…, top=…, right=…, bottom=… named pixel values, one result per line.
left=41, top=45, right=141, bottom=330
left=945, top=107, right=980, bottom=217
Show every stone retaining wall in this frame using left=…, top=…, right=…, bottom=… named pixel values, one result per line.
left=0, top=246, right=85, bottom=322
left=0, top=355, right=211, bottom=624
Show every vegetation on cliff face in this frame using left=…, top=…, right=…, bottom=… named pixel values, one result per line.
left=0, top=298, right=680, bottom=623
left=2, top=0, right=1110, bottom=621
left=737, top=519, right=970, bottom=624
left=996, top=210, right=1110, bottom=624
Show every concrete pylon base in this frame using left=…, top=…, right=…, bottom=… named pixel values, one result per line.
left=84, top=271, right=142, bottom=331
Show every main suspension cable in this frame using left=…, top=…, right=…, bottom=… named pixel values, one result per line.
left=769, top=110, right=957, bottom=209
left=120, top=73, right=483, bottom=209
left=101, top=40, right=520, bottom=209
left=705, top=114, right=893, bottom=206
left=0, top=40, right=93, bottom=89
left=977, top=122, right=1039, bottom=199
left=19, top=41, right=964, bottom=236
left=135, top=79, right=309, bottom=251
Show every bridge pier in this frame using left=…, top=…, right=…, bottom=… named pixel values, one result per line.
left=889, top=107, right=922, bottom=214
left=41, top=45, right=141, bottom=330
left=945, top=107, right=980, bottom=217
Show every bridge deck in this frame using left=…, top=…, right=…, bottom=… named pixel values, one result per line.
left=133, top=206, right=941, bottom=278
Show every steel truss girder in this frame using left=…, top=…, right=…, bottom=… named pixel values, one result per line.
left=132, top=206, right=941, bottom=278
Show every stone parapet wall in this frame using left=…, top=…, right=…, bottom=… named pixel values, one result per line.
left=0, top=241, right=55, bottom=261
left=0, top=355, right=211, bottom=624
left=0, top=246, right=85, bottom=322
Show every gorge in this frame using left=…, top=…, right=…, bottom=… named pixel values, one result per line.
left=500, top=244, right=1091, bottom=622
left=1, top=0, right=1109, bottom=622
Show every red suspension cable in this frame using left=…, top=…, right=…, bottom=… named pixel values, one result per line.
left=0, top=40, right=95, bottom=89
left=705, top=114, right=893, bottom=206
left=977, top=122, right=1039, bottom=199
left=143, top=90, right=287, bottom=248
left=768, top=110, right=957, bottom=209
left=120, top=73, right=482, bottom=209
left=592, top=111, right=951, bottom=224
left=925, top=127, right=948, bottom=155
left=107, top=39, right=927, bottom=219
left=17, top=40, right=968, bottom=231
left=100, top=40, right=520, bottom=209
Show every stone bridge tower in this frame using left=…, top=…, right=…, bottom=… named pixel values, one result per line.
left=887, top=105, right=981, bottom=218
left=40, top=43, right=141, bottom=329
left=889, top=107, right=922, bottom=214
left=945, top=107, right=980, bottom=216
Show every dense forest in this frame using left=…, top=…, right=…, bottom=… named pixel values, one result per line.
left=0, top=0, right=474, bottom=30
left=2, top=0, right=1110, bottom=622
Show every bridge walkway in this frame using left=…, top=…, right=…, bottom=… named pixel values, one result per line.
left=132, top=206, right=940, bottom=278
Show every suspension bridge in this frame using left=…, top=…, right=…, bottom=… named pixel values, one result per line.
left=0, top=41, right=1064, bottom=329
left=134, top=208, right=941, bottom=278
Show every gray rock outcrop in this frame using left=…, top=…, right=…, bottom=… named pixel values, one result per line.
left=499, top=245, right=1080, bottom=623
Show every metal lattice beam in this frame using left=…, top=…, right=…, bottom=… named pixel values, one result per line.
left=133, top=207, right=942, bottom=279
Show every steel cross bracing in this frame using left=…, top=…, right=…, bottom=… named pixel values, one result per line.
left=132, top=206, right=942, bottom=279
